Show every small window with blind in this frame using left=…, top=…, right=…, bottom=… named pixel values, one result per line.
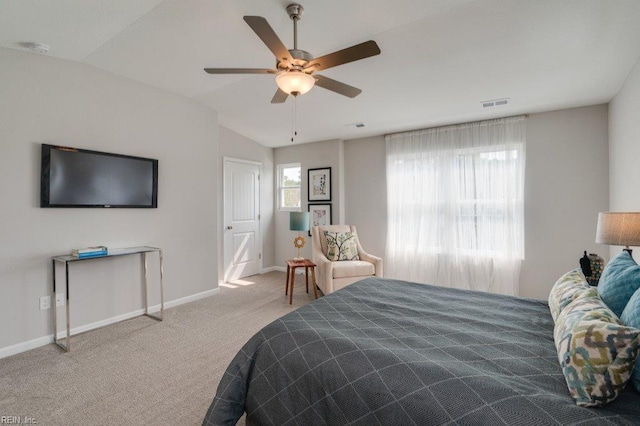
left=277, top=163, right=301, bottom=211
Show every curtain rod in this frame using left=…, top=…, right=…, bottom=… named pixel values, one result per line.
left=384, top=114, right=529, bottom=138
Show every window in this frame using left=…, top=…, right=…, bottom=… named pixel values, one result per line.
left=277, top=163, right=301, bottom=211
left=385, top=116, right=526, bottom=295
left=450, top=147, right=522, bottom=257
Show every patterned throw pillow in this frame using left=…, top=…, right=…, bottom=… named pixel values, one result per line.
left=621, top=288, right=640, bottom=393
left=323, top=231, right=360, bottom=261
left=597, top=251, right=640, bottom=317
left=554, top=288, right=640, bottom=406
left=548, top=269, right=591, bottom=322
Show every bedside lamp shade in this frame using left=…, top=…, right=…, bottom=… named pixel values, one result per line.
left=290, top=212, right=310, bottom=232
left=596, top=212, right=640, bottom=252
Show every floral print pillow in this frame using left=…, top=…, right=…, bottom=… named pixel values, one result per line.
left=324, top=231, right=360, bottom=261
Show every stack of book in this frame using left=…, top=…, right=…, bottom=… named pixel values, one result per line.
left=72, top=246, right=108, bottom=258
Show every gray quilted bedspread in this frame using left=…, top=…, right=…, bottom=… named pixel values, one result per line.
left=203, top=277, right=640, bottom=425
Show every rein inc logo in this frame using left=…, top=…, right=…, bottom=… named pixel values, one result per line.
left=0, top=416, right=37, bottom=424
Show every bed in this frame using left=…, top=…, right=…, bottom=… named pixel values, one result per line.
left=203, top=277, right=640, bottom=425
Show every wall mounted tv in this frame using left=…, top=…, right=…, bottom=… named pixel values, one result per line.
left=40, top=144, right=158, bottom=208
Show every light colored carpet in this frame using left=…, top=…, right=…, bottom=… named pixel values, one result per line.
left=0, top=271, right=318, bottom=425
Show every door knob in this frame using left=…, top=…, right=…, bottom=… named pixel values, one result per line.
left=227, top=225, right=233, bottom=230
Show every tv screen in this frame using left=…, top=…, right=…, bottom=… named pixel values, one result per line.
left=40, top=144, right=158, bottom=208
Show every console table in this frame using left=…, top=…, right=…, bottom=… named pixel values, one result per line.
left=51, top=246, right=164, bottom=352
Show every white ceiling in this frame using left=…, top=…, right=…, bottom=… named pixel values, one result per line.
left=2, top=0, right=640, bottom=148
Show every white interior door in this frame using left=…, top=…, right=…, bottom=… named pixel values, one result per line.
left=224, top=158, right=261, bottom=282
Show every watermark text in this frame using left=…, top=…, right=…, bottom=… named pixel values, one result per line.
left=0, top=416, right=37, bottom=424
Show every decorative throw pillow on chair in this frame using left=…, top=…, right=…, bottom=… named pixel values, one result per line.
left=324, top=231, right=360, bottom=261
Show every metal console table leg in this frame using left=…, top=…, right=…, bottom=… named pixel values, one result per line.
left=143, top=250, right=164, bottom=321
left=52, top=258, right=71, bottom=352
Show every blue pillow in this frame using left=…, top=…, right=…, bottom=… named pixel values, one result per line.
left=621, top=288, right=640, bottom=393
left=597, top=251, right=640, bottom=317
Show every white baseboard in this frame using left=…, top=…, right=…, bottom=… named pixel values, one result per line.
left=54, top=308, right=147, bottom=340
left=268, top=266, right=305, bottom=274
left=0, top=287, right=220, bottom=360
left=164, top=287, right=219, bottom=309
left=0, top=335, right=55, bottom=359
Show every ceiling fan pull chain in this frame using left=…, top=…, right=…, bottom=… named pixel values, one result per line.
left=291, top=96, right=295, bottom=142
left=291, top=96, right=298, bottom=143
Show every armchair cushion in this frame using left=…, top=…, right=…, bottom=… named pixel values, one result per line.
left=332, top=260, right=375, bottom=279
left=324, top=231, right=360, bottom=261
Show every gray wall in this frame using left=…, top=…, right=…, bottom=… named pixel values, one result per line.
left=609, top=56, right=640, bottom=258
left=0, top=48, right=219, bottom=354
left=343, top=105, right=610, bottom=300
left=273, top=140, right=343, bottom=266
left=344, top=136, right=387, bottom=255
left=217, top=126, right=275, bottom=280
left=521, top=105, right=609, bottom=298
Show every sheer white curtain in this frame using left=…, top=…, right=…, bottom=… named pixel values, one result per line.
left=385, top=116, right=526, bottom=295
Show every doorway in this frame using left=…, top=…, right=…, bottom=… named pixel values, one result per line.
left=223, top=157, right=261, bottom=282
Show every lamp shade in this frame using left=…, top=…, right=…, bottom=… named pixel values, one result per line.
left=595, top=212, right=640, bottom=247
left=290, top=211, right=310, bottom=232
left=276, top=70, right=315, bottom=96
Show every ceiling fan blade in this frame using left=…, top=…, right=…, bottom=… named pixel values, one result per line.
left=305, top=40, right=380, bottom=72
left=204, top=68, right=276, bottom=74
left=314, top=75, right=362, bottom=98
left=271, top=88, right=289, bottom=104
left=243, top=16, right=294, bottom=63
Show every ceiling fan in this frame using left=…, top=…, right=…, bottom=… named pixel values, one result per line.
left=204, top=3, right=381, bottom=103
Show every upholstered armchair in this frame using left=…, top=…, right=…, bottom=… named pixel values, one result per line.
left=311, top=225, right=383, bottom=295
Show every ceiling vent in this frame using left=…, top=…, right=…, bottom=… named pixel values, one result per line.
left=481, top=98, right=510, bottom=108
left=26, top=42, right=50, bottom=54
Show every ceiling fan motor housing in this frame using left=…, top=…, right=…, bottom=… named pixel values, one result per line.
left=278, top=49, right=314, bottom=70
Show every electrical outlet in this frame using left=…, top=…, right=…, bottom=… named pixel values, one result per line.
left=39, top=295, right=51, bottom=310
left=56, top=293, right=65, bottom=306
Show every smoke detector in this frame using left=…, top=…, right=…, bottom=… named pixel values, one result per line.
left=26, top=43, right=50, bottom=54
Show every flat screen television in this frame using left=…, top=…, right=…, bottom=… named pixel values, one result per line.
left=40, top=144, right=158, bottom=208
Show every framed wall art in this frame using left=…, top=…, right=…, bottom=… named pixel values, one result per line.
left=308, top=167, right=331, bottom=202
left=308, top=203, right=332, bottom=236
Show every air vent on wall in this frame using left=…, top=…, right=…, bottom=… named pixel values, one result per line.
left=481, top=98, right=510, bottom=108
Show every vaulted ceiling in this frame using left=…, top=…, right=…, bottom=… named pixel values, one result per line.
left=2, top=0, right=639, bottom=147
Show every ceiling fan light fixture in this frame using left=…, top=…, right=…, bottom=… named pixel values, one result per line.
left=276, top=70, right=315, bottom=96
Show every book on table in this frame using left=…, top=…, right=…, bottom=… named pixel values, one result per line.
left=72, top=246, right=108, bottom=258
